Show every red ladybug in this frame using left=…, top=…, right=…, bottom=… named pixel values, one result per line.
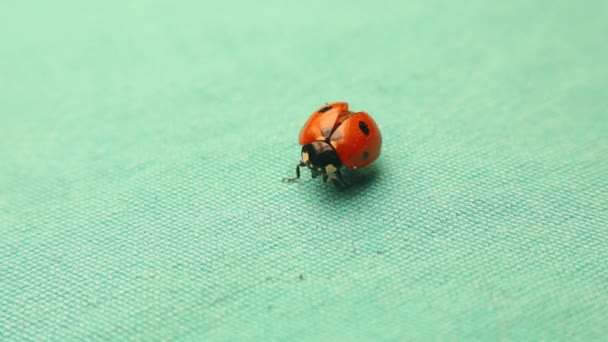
left=285, top=102, right=382, bottom=185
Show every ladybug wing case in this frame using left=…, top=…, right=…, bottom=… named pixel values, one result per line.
left=329, top=112, right=382, bottom=169
left=299, top=102, right=350, bottom=145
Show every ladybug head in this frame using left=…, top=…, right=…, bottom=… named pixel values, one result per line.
left=301, top=141, right=342, bottom=175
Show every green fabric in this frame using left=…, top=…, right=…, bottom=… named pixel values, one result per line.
left=2, top=0, right=607, bottom=340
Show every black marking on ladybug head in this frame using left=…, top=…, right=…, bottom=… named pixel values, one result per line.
left=358, top=121, right=370, bottom=135
left=301, top=141, right=342, bottom=170
left=363, top=151, right=369, bottom=160
left=319, top=106, right=332, bottom=113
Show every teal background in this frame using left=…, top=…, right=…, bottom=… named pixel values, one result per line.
left=1, top=0, right=608, bottom=340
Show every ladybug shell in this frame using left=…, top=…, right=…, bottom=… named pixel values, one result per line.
left=299, top=102, right=382, bottom=169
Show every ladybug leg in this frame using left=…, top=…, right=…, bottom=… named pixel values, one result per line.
left=332, top=169, right=346, bottom=187
left=283, top=162, right=305, bottom=182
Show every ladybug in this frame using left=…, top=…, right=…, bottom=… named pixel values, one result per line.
left=284, top=102, right=382, bottom=185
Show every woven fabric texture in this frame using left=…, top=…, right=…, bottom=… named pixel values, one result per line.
left=1, top=0, right=607, bottom=340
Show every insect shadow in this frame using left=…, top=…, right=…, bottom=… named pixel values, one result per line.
left=332, top=163, right=381, bottom=195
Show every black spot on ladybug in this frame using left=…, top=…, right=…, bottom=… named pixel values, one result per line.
left=363, top=151, right=369, bottom=160
left=359, top=121, right=370, bottom=135
left=319, top=106, right=332, bottom=113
